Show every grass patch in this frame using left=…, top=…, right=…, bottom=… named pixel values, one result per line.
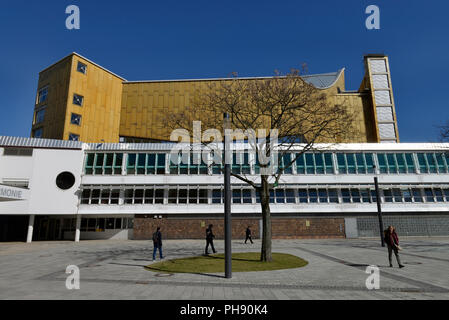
left=145, top=252, right=308, bottom=274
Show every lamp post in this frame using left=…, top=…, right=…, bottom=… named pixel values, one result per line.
left=223, top=113, right=232, bottom=278
left=373, top=165, right=385, bottom=247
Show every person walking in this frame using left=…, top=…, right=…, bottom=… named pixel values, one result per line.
left=152, top=227, right=164, bottom=260
left=205, top=224, right=216, bottom=255
left=245, top=226, right=253, bottom=244
left=384, top=225, right=404, bottom=268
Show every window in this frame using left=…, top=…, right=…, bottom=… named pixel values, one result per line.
left=434, top=188, right=444, bottom=202
left=376, top=153, right=415, bottom=174
left=127, top=153, right=166, bottom=175
left=199, top=189, right=208, bottom=204
left=178, top=189, right=188, bottom=204
left=436, top=153, right=448, bottom=173
left=73, top=94, right=84, bottom=106
left=426, top=154, right=437, bottom=173
left=189, top=188, right=199, bottom=204
left=145, top=189, right=154, bottom=204
left=33, top=128, right=43, bottom=138
left=110, top=190, right=120, bottom=204
left=232, top=152, right=248, bottom=175
left=417, top=153, right=439, bottom=174
left=392, top=188, right=402, bottom=202
left=443, top=189, right=449, bottom=202
left=127, top=154, right=136, bottom=174
left=377, top=154, right=388, bottom=173
left=405, top=154, right=415, bottom=173
left=324, top=154, right=334, bottom=174
left=318, top=189, right=328, bottom=203
left=285, top=189, right=296, bottom=203
left=100, top=190, right=110, bottom=204
left=314, top=154, right=325, bottom=174
left=305, top=154, right=315, bottom=174
left=275, top=189, right=285, bottom=204
left=295, top=153, right=334, bottom=174
left=336, top=153, right=373, bottom=174
left=77, top=61, right=87, bottom=74
left=360, top=189, right=371, bottom=203
left=412, top=189, right=423, bottom=203
left=298, top=189, right=308, bottom=203
left=296, top=154, right=306, bottom=174
left=328, top=189, right=339, bottom=203
left=402, top=189, right=412, bottom=203
left=90, top=189, right=100, bottom=204
left=212, top=189, right=222, bottom=204
left=154, top=189, right=164, bottom=204
left=37, top=86, right=48, bottom=104
left=34, top=107, right=46, bottom=125
left=346, top=154, right=356, bottom=174
left=280, top=154, right=293, bottom=174
left=81, top=189, right=90, bottom=204
left=56, top=172, right=76, bottom=190
left=3, top=148, right=33, bottom=156
left=231, top=188, right=252, bottom=204
left=383, top=189, right=393, bottom=202
left=424, top=188, right=435, bottom=202
left=351, top=189, right=361, bottom=203
left=168, top=188, right=177, bottom=204
left=85, top=153, right=123, bottom=175
left=68, top=133, right=79, bottom=141
left=134, top=189, right=144, bottom=204
left=70, top=113, right=82, bottom=126
left=309, top=189, right=318, bottom=203
left=124, top=189, right=134, bottom=204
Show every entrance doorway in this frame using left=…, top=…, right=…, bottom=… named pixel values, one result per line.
left=34, top=216, right=61, bottom=241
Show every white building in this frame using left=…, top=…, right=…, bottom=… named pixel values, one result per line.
left=1, top=136, right=449, bottom=242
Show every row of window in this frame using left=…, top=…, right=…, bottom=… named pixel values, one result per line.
left=33, top=108, right=81, bottom=126
left=36, top=62, right=86, bottom=105
left=34, top=61, right=87, bottom=140
left=84, top=151, right=449, bottom=175
left=62, top=217, right=133, bottom=232
left=80, top=186, right=449, bottom=205
left=32, top=127, right=79, bottom=141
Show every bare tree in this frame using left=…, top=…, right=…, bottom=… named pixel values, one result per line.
left=438, top=121, right=449, bottom=142
left=163, top=69, right=357, bottom=262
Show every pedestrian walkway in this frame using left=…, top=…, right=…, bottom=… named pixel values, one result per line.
left=0, top=238, right=448, bottom=300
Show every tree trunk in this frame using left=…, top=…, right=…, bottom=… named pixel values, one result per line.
left=260, top=177, right=272, bottom=262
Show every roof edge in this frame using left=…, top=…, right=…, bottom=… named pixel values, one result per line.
left=122, top=69, right=345, bottom=90
left=38, top=52, right=127, bottom=81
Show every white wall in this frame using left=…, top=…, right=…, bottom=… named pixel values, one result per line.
left=0, top=148, right=34, bottom=182
left=27, top=149, right=84, bottom=215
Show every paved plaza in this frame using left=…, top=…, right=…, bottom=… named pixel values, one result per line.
left=0, top=237, right=448, bottom=300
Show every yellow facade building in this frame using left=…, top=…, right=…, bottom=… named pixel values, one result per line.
left=31, top=53, right=399, bottom=144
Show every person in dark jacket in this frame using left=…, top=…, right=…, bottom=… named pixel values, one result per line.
left=205, top=224, right=216, bottom=255
left=384, top=225, right=404, bottom=268
left=152, top=227, right=164, bottom=260
left=245, top=226, right=253, bottom=244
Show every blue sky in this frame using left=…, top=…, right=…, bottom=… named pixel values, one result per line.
left=0, top=0, right=448, bottom=142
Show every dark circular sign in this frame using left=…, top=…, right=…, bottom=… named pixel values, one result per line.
left=56, top=172, right=76, bottom=190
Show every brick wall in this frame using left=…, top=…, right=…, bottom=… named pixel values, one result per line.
left=271, top=218, right=345, bottom=239
left=133, top=216, right=345, bottom=240
left=133, top=217, right=260, bottom=240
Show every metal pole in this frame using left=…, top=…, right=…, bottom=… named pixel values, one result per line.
left=374, top=176, right=385, bottom=247
left=223, top=113, right=232, bottom=278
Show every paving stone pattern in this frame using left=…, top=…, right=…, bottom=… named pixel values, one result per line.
left=0, top=238, right=448, bottom=300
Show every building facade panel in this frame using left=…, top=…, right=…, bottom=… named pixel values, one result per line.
left=2, top=138, right=449, bottom=242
